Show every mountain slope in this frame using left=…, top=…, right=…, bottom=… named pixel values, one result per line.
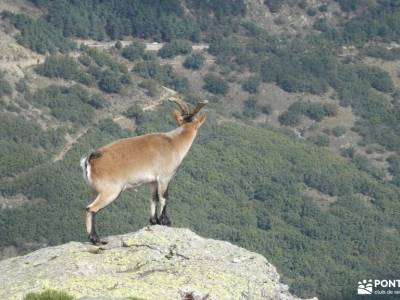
left=1, top=110, right=400, bottom=299
left=1, top=1, right=400, bottom=299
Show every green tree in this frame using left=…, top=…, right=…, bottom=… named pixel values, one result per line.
left=121, top=42, right=146, bottom=61
left=203, top=73, right=229, bottom=95
left=0, top=75, right=12, bottom=97
left=158, top=40, right=192, bottom=59
left=183, top=53, right=205, bottom=70
left=279, top=111, right=301, bottom=126
left=98, top=70, right=122, bottom=93
left=242, top=76, right=260, bottom=94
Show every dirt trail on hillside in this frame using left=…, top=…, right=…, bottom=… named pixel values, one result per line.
left=0, top=57, right=43, bottom=69
left=74, top=39, right=209, bottom=51
left=0, top=56, right=44, bottom=77
left=53, top=128, right=89, bottom=162
left=143, top=86, right=177, bottom=111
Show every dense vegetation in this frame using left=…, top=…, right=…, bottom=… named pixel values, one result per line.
left=30, top=0, right=202, bottom=41
left=1, top=105, right=400, bottom=300
left=134, top=60, right=190, bottom=94
left=0, top=113, right=64, bottom=178
left=279, top=101, right=338, bottom=125
left=29, top=85, right=99, bottom=125
left=209, top=19, right=400, bottom=153
left=36, top=49, right=132, bottom=94
left=2, top=1, right=400, bottom=299
left=2, top=11, right=75, bottom=54
left=36, top=55, right=93, bottom=86
left=203, top=73, right=229, bottom=95
left=158, top=39, right=192, bottom=59
left=183, top=53, right=205, bottom=70
left=121, top=42, right=146, bottom=61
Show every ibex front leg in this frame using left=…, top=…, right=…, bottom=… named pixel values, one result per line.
left=157, top=179, right=171, bottom=226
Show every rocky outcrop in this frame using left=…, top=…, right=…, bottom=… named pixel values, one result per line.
left=0, top=226, right=316, bottom=300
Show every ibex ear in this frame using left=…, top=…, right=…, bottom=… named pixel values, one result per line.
left=174, top=110, right=184, bottom=126
left=195, top=113, right=207, bottom=128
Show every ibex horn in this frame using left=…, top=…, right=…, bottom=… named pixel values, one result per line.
left=168, top=96, right=189, bottom=115
left=191, top=100, right=208, bottom=116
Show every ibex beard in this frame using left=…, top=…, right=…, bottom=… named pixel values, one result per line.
left=80, top=97, right=207, bottom=245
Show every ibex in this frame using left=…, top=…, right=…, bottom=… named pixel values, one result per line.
left=80, top=97, right=207, bottom=244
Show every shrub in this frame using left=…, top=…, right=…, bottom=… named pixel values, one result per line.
left=242, top=76, right=260, bottom=94
left=288, top=101, right=337, bottom=122
left=139, top=79, right=159, bottom=97
left=332, top=126, right=346, bottom=137
left=306, top=8, right=317, bottom=16
left=313, top=19, right=329, bottom=32
left=203, top=73, right=229, bottom=95
left=36, top=55, right=93, bottom=86
left=6, top=103, right=21, bottom=113
left=356, top=65, right=394, bottom=93
left=31, top=85, right=95, bottom=125
left=264, top=0, right=283, bottom=13
left=24, top=290, right=74, bottom=300
left=323, top=103, right=338, bottom=117
left=243, top=97, right=260, bottom=118
left=0, top=76, right=12, bottom=97
left=341, top=147, right=355, bottom=158
left=387, top=155, right=400, bottom=186
left=307, top=134, right=330, bottom=147
left=36, top=56, right=78, bottom=79
left=115, top=41, right=122, bottom=49
left=3, top=12, right=75, bottom=54
left=78, top=54, right=92, bottom=67
left=121, top=42, right=146, bottom=61
left=362, top=46, right=400, bottom=61
left=242, top=97, right=271, bottom=118
left=261, top=104, right=272, bottom=115
left=98, top=70, right=122, bottom=93
left=88, top=94, right=108, bottom=109
left=124, top=103, right=143, bottom=119
left=15, top=79, right=29, bottom=94
left=279, top=111, right=301, bottom=126
left=134, top=61, right=190, bottom=93
left=158, top=40, right=192, bottom=59
left=183, top=53, right=205, bottom=70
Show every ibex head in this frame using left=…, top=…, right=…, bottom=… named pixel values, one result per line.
left=169, top=96, right=207, bottom=129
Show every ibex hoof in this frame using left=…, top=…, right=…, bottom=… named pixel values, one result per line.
left=160, top=216, right=172, bottom=226
left=149, top=216, right=158, bottom=225
left=89, top=234, right=108, bottom=245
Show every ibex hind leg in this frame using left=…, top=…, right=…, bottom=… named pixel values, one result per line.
left=157, top=181, right=171, bottom=226
left=149, top=182, right=158, bottom=225
left=86, top=188, right=121, bottom=245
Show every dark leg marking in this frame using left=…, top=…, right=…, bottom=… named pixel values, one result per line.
left=149, top=185, right=159, bottom=225
left=87, top=210, right=107, bottom=245
left=159, top=187, right=171, bottom=226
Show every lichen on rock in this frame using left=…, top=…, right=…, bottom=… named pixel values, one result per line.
left=0, top=226, right=316, bottom=300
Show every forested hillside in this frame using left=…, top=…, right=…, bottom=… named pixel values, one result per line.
left=1, top=1, right=400, bottom=299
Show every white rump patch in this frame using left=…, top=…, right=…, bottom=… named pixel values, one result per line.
left=80, top=155, right=92, bottom=184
